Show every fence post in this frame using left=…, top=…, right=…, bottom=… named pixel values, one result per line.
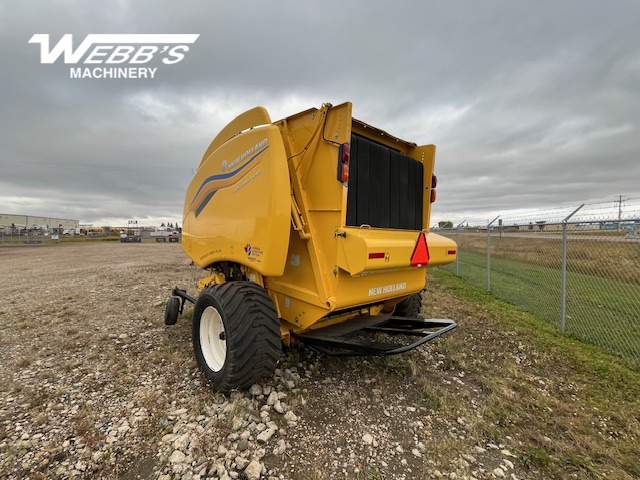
left=455, top=220, right=466, bottom=276
left=487, top=215, right=500, bottom=292
left=560, top=204, right=584, bottom=333
left=455, top=228, right=460, bottom=275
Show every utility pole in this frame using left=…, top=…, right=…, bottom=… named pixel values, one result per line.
left=615, top=195, right=628, bottom=229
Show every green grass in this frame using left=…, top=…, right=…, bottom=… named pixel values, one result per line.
left=442, top=250, right=640, bottom=364
left=420, top=268, right=640, bottom=479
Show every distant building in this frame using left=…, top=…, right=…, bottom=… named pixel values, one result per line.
left=0, top=213, right=79, bottom=232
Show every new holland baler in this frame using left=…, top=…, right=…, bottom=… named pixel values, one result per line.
left=165, top=102, right=458, bottom=392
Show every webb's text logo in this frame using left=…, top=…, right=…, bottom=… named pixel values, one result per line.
left=28, top=34, right=200, bottom=79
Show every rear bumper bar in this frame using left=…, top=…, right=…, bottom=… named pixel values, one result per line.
left=292, top=315, right=457, bottom=356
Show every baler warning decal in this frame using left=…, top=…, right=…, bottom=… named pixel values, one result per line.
left=189, top=145, right=269, bottom=217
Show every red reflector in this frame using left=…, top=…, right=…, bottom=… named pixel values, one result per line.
left=368, top=252, right=385, bottom=259
left=448, top=250, right=456, bottom=255
left=410, top=232, right=430, bottom=267
left=431, top=174, right=438, bottom=189
left=430, top=189, right=437, bottom=203
left=341, top=163, right=349, bottom=183
left=342, top=142, right=350, bottom=163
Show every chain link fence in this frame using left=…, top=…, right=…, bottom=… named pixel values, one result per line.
left=0, top=229, right=61, bottom=245
left=437, top=204, right=640, bottom=365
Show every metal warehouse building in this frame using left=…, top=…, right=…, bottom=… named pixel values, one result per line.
left=0, top=214, right=79, bottom=231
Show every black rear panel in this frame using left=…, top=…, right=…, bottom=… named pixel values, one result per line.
left=346, top=134, right=423, bottom=230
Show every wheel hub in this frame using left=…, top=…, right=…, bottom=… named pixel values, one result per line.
left=200, top=306, right=226, bottom=372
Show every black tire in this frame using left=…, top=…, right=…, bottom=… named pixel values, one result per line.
left=164, top=297, right=180, bottom=326
left=192, top=282, right=281, bottom=393
left=393, top=293, right=422, bottom=318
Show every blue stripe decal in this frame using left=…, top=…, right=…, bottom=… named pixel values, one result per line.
left=195, top=190, right=217, bottom=218
left=190, top=146, right=269, bottom=208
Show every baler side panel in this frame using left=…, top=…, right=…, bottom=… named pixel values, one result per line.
left=182, top=125, right=290, bottom=277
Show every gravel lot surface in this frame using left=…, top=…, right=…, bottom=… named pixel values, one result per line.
left=1, top=243, right=523, bottom=479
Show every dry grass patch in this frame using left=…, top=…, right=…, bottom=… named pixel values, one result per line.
left=422, top=268, right=640, bottom=478
left=73, top=405, right=99, bottom=447
left=457, top=233, right=640, bottom=284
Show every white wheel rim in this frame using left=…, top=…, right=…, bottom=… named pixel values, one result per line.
left=200, top=306, right=226, bottom=372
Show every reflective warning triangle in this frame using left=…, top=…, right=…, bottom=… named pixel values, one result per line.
left=410, top=231, right=430, bottom=267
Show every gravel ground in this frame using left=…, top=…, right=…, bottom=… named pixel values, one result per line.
left=0, top=243, right=523, bottom=479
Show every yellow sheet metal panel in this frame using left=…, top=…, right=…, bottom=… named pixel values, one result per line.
left=425, top=232, right=457, bottom=266
left=200, top=106, right=271, bottom=168
left=351, top=118, right=417, bottom=152
left=334, top=268, right=426, bottom=311
left=269, top=266, right=427, bottom=330
left=336, top=227, right=426, bottom=275
left=408, top=144, right=436, bottom=230
left=322, top=102, right=353, bottom=146
left=182, top=125, right=290, bottom=276
left=271, top=231, right=319, bottom=296
left=269, top=290, right=331, bottom=330
left=335, top=228, right=457, bottom=273
left=275, top=103, right=351, bottom=310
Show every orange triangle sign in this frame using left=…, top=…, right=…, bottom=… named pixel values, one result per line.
left=410, top=232, right=430, bottom=267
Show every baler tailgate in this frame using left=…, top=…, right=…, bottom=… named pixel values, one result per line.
left=293, top=315, right=457, bottom=356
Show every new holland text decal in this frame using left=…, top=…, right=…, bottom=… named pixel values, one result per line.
left=368, top=282, right=407, bottom=297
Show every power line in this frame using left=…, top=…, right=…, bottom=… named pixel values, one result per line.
left=0, top=162, right=192, bottom=172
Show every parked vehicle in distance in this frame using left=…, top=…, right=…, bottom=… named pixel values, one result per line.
left=150, top=229, right=180, bottom=242
left=120, top=230, right=141, bottom=243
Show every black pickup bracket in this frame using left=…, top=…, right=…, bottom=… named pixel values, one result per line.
left=171, top=287, right=196, bottom=314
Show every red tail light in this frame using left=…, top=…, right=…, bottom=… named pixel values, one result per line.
left=430, top=174, right=437, bottom=202
left=342, top=142, right=350, bottom=164
left=337, top=142, right=350, bottom=184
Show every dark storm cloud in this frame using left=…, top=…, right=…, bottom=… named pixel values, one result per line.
left=1, top=0, right=639, bottom=226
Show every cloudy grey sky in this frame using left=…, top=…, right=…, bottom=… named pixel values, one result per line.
left=1, top=1, right=639, bottom=227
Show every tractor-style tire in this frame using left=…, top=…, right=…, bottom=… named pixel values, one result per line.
left=192, top=282, right=281, bottom=393
left=394, top=293, right=422, bottom=318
